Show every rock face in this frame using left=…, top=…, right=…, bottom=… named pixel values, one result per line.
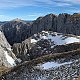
left=0, top=20, right=32, bottom=45
left=0, top=31, right=17, bottom=67
left=0, top=13, right=80, bottom=79
left=1, top=13, right=80, bottom=46
left=12, top=31, right=80, bottom=60
left=32, top=13, right=80, bottom=35
left=31, top=14, right=56, bottom=34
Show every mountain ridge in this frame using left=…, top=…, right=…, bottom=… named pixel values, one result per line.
left=0, top=13, right=80, bottom=46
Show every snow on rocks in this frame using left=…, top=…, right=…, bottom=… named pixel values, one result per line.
left=4, top=51, right=16, bottom=67
left=31, top=39, right=38, bottom=43
left=31, top=31, right=80, bottom=46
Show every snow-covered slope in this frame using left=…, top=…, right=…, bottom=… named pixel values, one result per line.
left=31, top=31, right=80, bottom=45
left=31, top=31, right=80, bottom=46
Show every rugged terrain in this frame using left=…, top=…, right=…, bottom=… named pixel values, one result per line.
left=0, top=13, right=80, bottom=45
left=0, top=13, right=80, bottom=80
left=0, top=31, right=80, bottom=80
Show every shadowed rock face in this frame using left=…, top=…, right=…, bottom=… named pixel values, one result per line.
left=0, top=13, right=80, bottom=46
left=0, top=20, right=32, bottom=45
left=32, top=13, right=80, bottom=35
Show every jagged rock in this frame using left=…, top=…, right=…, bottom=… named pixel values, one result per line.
left=51, top=42, right=80, bottom=53
left=31, top=14, right=56, bottom=34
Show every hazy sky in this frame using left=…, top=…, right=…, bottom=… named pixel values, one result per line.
left=0, top=0, right=80, bottom=21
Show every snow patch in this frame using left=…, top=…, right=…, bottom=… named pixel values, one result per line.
left=39, top=31, right=80, bottom=46
left=37, top=61, right=72, bottom=70
left=7, top=48, right=12, bottom=51
left=4, top=51, right=16, bottom=66
left=31, top=39, right=38, bottom=43
left=64, top=37, right=80, bottom=44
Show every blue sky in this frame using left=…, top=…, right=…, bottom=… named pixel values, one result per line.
left=0, top=0, right=80, bottom=21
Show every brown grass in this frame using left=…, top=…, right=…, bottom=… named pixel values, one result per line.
left=0, top=66, right=11, bottom=76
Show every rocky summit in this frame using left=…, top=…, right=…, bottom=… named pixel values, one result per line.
left=0, top=13, right=80, bottom=80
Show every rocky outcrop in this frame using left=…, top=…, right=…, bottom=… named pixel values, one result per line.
left=0, top=31, right=17, bottom=67
left=30, top=42, right=80, bottom=59
left=55, top=13, right=80, bottom=35
left=12, top=38, right=31, bottom=61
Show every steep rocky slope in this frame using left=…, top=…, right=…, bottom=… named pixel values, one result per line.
left=12, top=38, right=31, bottom=61
left=0, top=31, right=17, bottom=68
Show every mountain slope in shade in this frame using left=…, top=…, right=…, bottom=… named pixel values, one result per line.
left=0, top=13, right=80, bottom=46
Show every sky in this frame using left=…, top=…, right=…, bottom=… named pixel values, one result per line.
left=0, top=0, right=80, bottom=21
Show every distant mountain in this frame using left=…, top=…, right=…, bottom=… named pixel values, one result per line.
left=0, top=13, right=80, bottom=46
left=0, top=19, right=33, bottom=45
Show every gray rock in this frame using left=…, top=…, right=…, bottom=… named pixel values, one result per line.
left=12, top=38, right=31, bottom=61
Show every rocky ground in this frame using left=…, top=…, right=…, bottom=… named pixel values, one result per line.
left=1, top=48, right=80, bottom=80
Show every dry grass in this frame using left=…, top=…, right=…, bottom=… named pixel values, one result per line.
left=0, top=66, right=11, bottom=76
left=74, top=14, right=80, bottom=17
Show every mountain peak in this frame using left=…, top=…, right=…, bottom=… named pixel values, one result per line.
left=12, top=18, right=23, bottom=22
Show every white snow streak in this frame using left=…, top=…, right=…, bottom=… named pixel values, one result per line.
left=37, top=61, right=72, bottom=69
left=4, top=51, right=16, bottom=66
left=31, top=39, right=38, bottom=43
